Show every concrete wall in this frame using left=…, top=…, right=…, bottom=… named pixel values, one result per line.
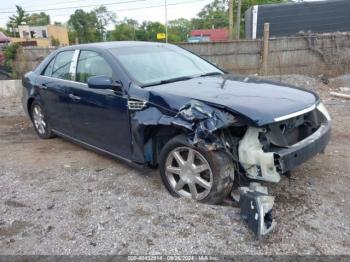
left=180, top=40, right=262, bottom=75
left=0, top=80, right=22, bottom=97
left=14, top=46, right=56, bottom=77
left=13, top=32, right=350, bottom=78
left=179, top=32, right=350, bottom=76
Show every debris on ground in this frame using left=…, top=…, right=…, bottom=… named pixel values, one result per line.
left=236, top=183, right=276, bottom=236
left=330, top=92, right=350, bottom=100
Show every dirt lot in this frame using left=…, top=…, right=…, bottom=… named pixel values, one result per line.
left=0, top=75, right=349, bottom=255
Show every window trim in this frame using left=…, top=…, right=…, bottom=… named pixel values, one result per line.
left=40, top=49, right=118, bottom=90
left=70, top=49, right=80, bottom=81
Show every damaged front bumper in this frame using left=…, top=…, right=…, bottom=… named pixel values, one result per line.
left=238, top=103, right=331, bottom=183
left=274, top=120, right=331, bottom=174
left=234, top=183, right=276, bottom=236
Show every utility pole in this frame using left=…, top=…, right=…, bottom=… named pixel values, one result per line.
left=229, top=0, right=234, bottom=40
left=262, top=23, right=270, bottom=75
left=165, top=0, right=168, bottom=43
left=236, top=0, right=241, bottom=40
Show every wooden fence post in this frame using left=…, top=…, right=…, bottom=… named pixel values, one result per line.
left=262, top=23, right=270, bottom=75
left=229, top=0, right=234, bottom=40
left=236, top=0, right=242, bottom=40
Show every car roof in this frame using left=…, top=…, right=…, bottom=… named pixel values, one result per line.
left=61, top=41, right=174, bottom=51
left=34, top=41, right=178, bottom=75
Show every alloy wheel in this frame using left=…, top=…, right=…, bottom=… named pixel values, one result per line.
left=33, top=105, right=46, bottom=135
left=165, top=146, right=213, bottom=200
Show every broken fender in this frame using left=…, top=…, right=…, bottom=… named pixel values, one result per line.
left=130, top=100, right=236, bottom=163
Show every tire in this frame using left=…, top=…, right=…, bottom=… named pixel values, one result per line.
left=159, top=135, right=234, bottom=205
left=30, top=101, right=55, bottom=139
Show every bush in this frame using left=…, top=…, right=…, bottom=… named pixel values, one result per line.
left=51, top=37, right=60, bottom=47
left=4, top=43, right=19, bottom=61
left=3, top=43, right=20, bottom=77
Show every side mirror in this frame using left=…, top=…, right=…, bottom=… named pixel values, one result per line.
left=87, top=75, right=122, bottom=92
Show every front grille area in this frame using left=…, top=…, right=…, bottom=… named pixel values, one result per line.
left=261, top=108, right=325, bottom=149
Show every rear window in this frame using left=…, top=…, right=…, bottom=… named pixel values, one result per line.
left=51, top=51, right=75, bottom=80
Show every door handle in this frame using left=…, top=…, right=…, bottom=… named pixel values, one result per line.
left=39, top=83, right=47, bottom=89
left=69, top=93, right=81, bottom=101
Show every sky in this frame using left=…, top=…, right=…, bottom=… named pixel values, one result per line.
left=0, top=0, right=325, bottom=28
left=0, top=0, right=213, bottom=28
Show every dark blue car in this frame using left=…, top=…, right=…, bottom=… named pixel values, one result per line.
left=22, top=41, right=331, bottom=204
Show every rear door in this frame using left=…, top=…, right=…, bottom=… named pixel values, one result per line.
left=67, top=50, right=132, bottom=158
left=36, top=50, right=77, bottom=135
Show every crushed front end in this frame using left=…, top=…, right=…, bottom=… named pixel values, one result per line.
left=238, top=102, right=331, bottom=183
left=129, top=94, right=331, bottom=236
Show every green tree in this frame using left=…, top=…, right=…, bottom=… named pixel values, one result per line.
left=68, top=9, right=100, bottom=43
left=0, top=27, right=12, bottom=37
left=28, top=12, right=50, bottom=26
left=7, top=5, right=29, bottom=36
left=168, top=18, right=192, bottom=42
left=190, top=0, right=288, bottom=37
left=243, top=0, right=288, bottom=10
left=192, top=0, right=229, bottom=29
left=51, top=37, right=60, bottom=47
left=3, top=43, right=20, bottom=77
left=68, top=31, right=77, bottom=45
left=108, top=19, right=137, bottom=41
left=136, top=21, right=165, bottom=42
left=94, top=5, right=116, bottom=41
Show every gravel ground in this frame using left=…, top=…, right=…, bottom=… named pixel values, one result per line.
left=0, top=75, right=349, bottom=255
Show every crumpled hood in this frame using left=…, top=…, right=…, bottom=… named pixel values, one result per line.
left=145, top=75, right=318, bottom=126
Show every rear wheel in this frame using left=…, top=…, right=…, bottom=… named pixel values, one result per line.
left=30, top=101, right=55, bottom=139
left=159, top=135, right=234, bottom=204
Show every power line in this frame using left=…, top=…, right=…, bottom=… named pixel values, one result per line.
left=0, top=0, right=147, bottom=14
left=0, top=0, right=99, bottom=11
left=0, top=0, right=205, bottom=18
left=104, top=0, right=205, bottom=13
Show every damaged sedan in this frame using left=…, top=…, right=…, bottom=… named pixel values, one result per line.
left=22, top=42, right=331, bottom=214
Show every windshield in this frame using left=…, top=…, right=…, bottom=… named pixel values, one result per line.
left=109, top=45, right=223, bottom=86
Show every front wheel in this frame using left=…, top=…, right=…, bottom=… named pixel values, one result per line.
left=159, top=135, right=234, bottom=205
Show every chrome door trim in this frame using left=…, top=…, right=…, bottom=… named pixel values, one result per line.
left=69, top=49, right=80, bottom=79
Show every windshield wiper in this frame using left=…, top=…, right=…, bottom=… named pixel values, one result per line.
left=142, top=76, right=194, bottom=87
left=199, top=72, right=224, bottom=77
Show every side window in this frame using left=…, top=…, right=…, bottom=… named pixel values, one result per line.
left=76, top=50, right=113, bottom=83
left=42, top=58, right=55, bottom=77
left=52, top=51, right=75, bottom=80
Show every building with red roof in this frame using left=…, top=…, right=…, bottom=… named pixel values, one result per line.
left=189, top=28, right=229, bottom=43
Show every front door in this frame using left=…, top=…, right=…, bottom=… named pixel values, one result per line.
left=68, top=50, right=132, bottom=159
